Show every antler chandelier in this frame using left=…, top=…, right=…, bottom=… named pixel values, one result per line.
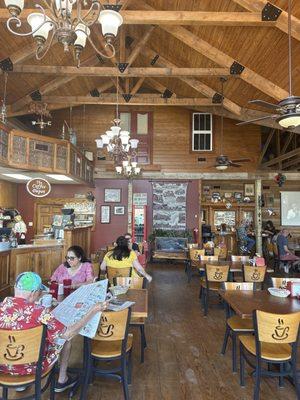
left=4, top=0, right=123, bottom=66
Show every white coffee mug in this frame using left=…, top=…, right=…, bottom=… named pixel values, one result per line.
left=41, top=294, right=53, bottom=308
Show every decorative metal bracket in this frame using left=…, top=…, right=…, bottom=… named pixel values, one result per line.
left=30, top=90, right=42, bottom=101
left=212, top=92, right=223, bottom=104
left=123, top=94, right=132, bottom=103
left=96, top=54, right=105, bottom=64
left=162, top=89, right=173, bottom=99
left=0, top=57, right=13, bottom=72
left=103, top=4, right=122, bottom=12
left=230, top=61, right=245, bottom=75
left=90, top=88, right=100, bottom=97
left=117, top=63, right=129, bottom=73
left=151, top=54, right=159, bottom=66
left=262, top=2, right=282, bottom=21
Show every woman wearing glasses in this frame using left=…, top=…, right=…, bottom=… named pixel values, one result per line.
left=50, top=245, right=94, bottom=288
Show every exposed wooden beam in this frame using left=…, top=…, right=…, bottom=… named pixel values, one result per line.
left=126, top=26, right=156, bottom=67
left=10, top=54, right=100, bottom=112
left=0, top=43, right=36, bottom=75
left=142, top=46, right=241, bottom=115
left=232, top=0, right=300, bottom=41
left=119, top=26, right=126, bottom=63
left=0, top=9, right=277, bottom=26
left=258, top=128, right=275, bottom=165
left=261, top=148, right=300, bottom=167
left=135, top=1, right=288, bottom=101
left=146, top=78, right=171, bottom=95
left=10, top=65, right=231, bottom=77
left=12, top=95, right=219, bottom=108
left=280, top=132, right=294, bottom=155
left=130, top=78, right=145, bottom=95
left=282, top=156, right=300, bottom=170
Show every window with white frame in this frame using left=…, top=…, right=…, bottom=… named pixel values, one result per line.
left=192, top=113, right=213, bottom=151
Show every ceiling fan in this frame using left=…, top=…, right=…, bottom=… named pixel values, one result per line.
left=214, top=77, right=251, bottom=170
left=237, top=0, right=300, bottom=129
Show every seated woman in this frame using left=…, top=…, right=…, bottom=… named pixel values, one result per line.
left=51, top=245, right=94, bottom=288
left=100, top=236, right=152, bottom=282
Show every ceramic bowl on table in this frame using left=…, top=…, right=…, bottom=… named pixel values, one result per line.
left=268, top=287, right=290, bottom=298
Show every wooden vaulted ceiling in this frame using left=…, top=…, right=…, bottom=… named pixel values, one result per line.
left=1, top=0, right=300, bottom=131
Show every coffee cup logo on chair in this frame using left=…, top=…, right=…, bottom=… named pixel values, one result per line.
left=272, top=319, right=290, bottom=341
left=98, top=315, right=114, bottom=337
left=4, top=335, right=25, bottom=361
left=251, top=269, right=260, bottom=281
left=213, top=269, right=223, bottom=280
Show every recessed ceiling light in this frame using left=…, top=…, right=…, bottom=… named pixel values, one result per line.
left=2, top=173, right=31, bottom=180
left=46, top=174, right=74, bottom=181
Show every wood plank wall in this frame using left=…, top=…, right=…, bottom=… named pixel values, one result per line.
left=47, top=105, right=261, bottom=173
left=0, top=180, right=18, bottom=209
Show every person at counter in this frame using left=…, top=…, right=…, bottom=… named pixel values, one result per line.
left=237, top=219, right=255, bottom=254
left=0, top=271, right=107, bottom=393
left=51, top=245, right=94, bottom=288
left=100, top=236, right=152, bottom=282
left=277, top=229, right=300, bottom=268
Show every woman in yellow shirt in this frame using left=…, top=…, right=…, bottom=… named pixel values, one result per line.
left=100, top=236, right=152, bottom=282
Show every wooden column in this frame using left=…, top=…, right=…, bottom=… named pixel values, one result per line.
left=255, top=179, right=262, bottom=255
left=198, top=179, right=202, bottom=245
left=128, top=180, right=133, bottom=233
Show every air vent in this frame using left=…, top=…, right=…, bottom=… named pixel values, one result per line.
left=263, top=186, right=270, bottom=190
left=34, top=143, right=49, bottom=152
left=97, top=156, right=106, bottom=161
left=213, top=186, right=221, bottom=189
left=198, top=157, right=206, bottom=162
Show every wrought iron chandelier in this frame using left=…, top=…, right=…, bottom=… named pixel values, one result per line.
left=95, top=77, right=142, bottom=177
left=4, top=0, right=123, bottom=66
left=30, top=102, right=52, bottom=133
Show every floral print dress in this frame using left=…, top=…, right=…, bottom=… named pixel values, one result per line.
left=0, top=297, right=65, bottom=375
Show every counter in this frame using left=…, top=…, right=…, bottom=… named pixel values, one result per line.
left=0, top=243, right=63, bottom=299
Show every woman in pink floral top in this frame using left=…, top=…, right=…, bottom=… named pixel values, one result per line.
left=51, top=246, right=94, bottom=288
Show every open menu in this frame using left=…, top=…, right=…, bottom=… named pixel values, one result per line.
left=52, top=280, right=108, bottom=338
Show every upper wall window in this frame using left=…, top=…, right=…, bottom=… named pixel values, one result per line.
left=192, top=113, right=213, bottom=151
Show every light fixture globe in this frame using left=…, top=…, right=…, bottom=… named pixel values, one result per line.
left=215, top=164, right=228, bottom=171
left=95, top=138, right=103, bottom=148
left=27, top=13, right=53, bottom=41
left=55, top=0, right=77, bottom=12
left=276, top=113, right=300, bottom=128
left=74, top=23, right=90, bottom=48
left=4, top=0, right=24, bottom=16
left=98, top=9, right=123, bottom=41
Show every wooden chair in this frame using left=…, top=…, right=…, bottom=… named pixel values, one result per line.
left=231, top=255, right=250, bottom=263
left=220, top=282, right=254, bottom=373
left=80, top=308, right=133, bottom=400
left=186, top=249, right=205, bottom=283
left=107, top=267, right=132, bottom=284
left=239, top=310, right=300, bottom=400
left=113, top=276, right=146, bottom=289
left=112, top=277, right=147, bottom=363
left=271, top=277, right=300, bottom=288
left=200, top=255, right=219, bottom=263
left=0, top=325, right=56, bottom=400
left=201, top=264, right=229, bottom=316
left=243, top=265, right=267, bottom=289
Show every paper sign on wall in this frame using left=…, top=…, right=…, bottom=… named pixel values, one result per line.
left=133, top=193, right=147, bottom=206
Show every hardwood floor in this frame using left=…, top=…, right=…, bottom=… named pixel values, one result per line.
left=8, top=263, right=299, bottom=399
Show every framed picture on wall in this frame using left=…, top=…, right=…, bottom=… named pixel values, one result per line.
left=100, top=205, right=110, bottom=223
left=114, top=206, right=125, bottom=215
left=244, top=183, right=255, bottom=196
left=224, top=192, right=232, bottom=198
left=234, top=192, right=243, bottom=200
left=104, top=188, right=121, bottom=203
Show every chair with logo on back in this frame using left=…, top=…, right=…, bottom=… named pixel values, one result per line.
left=186, top=248, right=205, bottom=283
left=200, top=264, right=229, bottom=316
left=80, top=308, right=133, bottom=400
left=239, top=310, right=300, bottom=400
left=107, top=267, right=132, bottom=285
left=220, top=282, right=255, bottom=373
left=0, top=325, right=56, bottom=400
left=243, top=265, right=267, bottom=290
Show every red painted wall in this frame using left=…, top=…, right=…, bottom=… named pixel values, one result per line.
left=17, top=179, right=200, bottom=253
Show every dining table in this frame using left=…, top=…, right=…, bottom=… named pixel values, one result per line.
left=118, top=288, right=148, bottom=319
left=219, top=289, right=300, bottom=319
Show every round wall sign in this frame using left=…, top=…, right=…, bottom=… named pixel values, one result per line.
left=26, top=178, right=51, bottom=198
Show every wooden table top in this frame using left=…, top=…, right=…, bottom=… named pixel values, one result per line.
left=152, top=251, right=187, bottom=260
left=118, top=288, right=148, bottom=318
left=219, top=290, right=300, bottom=319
